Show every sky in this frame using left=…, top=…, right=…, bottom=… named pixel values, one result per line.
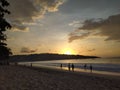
left=6, top=0, right=120, bottom=57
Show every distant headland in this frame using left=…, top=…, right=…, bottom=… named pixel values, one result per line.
left=10, top=53, right=100, bottom=62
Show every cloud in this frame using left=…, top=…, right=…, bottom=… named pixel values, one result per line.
left=7, top=0, right=65, bottom=31
left=60, top=0, right=120, bottom=14
left=21, top=47, right=37, bottom=53
left=69, top=31, right=90, bottom=43
left=68, top=20, right=81, bottom=27
left=88, top=49, right=96, bottom=52
left=69, top=14, right=120, bottom=42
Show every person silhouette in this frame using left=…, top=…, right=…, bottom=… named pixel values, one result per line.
left=31, top=63, right=32, bottom=67
left=71, top=63, right=74, bottom=72
left=84, top=64, right=87, bottom=71
left=60, top=64, right=62, bottom=69
left=68, top=63, right=70, bottom=71
left=90, top=64, right=93, bottom=73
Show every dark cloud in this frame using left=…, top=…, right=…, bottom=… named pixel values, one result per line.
left=69, top=32, right=90, bottom=43
left=60, top=0, right=120, bottom=13
left=69, top=14, right=120, bottom=42
left=7, top=0, right=65, bottom=31
left=21, top=47, right=37, bottom=53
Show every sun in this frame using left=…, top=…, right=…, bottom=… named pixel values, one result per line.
left=64, top=51, right=72, bottom=55
left=61, top=48, right=75, bottom=55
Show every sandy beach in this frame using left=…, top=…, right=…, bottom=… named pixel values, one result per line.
left=0, top=65, right=120, bottom=90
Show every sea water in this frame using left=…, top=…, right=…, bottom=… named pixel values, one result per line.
left=20, top=58, right=120, bottom=76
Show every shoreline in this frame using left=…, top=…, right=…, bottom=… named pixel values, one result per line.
left=20, top=63, right=120, bottom=77
left=28, top=65, right=120, bottom=79
left=0, top=65, right=120, bottom=90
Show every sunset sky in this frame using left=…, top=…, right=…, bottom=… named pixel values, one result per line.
left=6, top=0, right=120, bottom=57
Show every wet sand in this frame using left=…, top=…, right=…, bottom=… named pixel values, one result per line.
left=0, top=65, right=120, bottom=90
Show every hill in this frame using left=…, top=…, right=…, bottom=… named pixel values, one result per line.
left=9, top=53, right=100, bottom=62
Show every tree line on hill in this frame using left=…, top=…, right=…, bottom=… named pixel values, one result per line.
left=9, top=53, right=100, bottom=62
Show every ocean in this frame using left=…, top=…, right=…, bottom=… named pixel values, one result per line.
left=19, top=58, right=120, bottom=76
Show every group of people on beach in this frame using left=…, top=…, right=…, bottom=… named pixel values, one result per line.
left=68, top=63, right=74, bottom=71
left=84, top=64, right=93, bottom=72
left=60, top=63, right=93, bottom=72
left=60, top=63, right=75, bottom=71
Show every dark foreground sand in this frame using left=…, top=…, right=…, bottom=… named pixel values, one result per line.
left=0, top=65, right=120, bottom=90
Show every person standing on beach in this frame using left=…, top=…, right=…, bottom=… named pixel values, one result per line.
left=68, top=63, right=70, bottom=71
left=90, top=64, right=93, bottom=72
left=31, top=63, right=32, bottom=67
left=60, top=64, right=62, bottom=69
left=71, top=63, right=74, bottom=72
left=84, top=64, right=87, bottom=71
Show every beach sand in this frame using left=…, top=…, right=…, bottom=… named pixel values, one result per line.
left=0, top=65, right=120, bottom=90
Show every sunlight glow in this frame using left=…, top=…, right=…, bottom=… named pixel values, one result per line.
left=61, top=48, right=75, bottom=55
left=64, top=51, right=72, bottom=55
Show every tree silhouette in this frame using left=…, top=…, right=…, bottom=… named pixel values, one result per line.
left=0, top=0, right=12, bottom=64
